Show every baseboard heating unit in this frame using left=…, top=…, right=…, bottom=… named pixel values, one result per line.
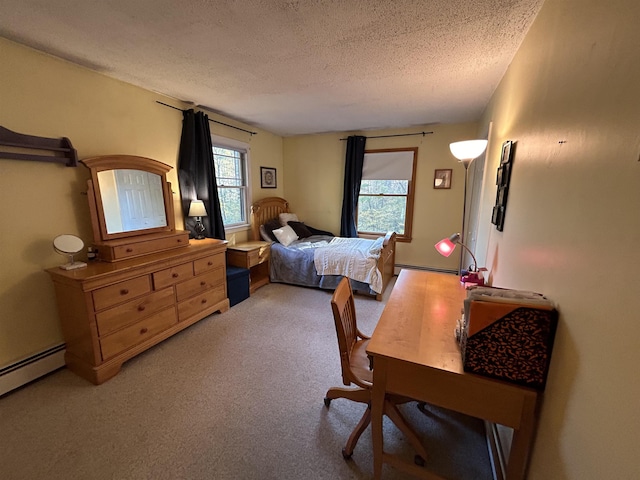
left=0, top=343, right=65, bottom=397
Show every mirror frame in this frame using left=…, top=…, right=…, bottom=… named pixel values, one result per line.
left=81, top=155, right=177, bottom=242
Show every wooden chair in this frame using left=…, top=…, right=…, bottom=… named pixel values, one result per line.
left=324, top=277, right=428, bottom=462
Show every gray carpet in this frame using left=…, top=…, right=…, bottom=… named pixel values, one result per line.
left=0, top=279, right=492, bottom=480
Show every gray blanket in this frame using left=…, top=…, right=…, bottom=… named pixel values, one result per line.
left=269, top=235, right=375, bottom=294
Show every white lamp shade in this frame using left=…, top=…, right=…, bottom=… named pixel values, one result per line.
left=449, top=140, right=488, bottom=161
left=188, top=200, right=208, bottom=217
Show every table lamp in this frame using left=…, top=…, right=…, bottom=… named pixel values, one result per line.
left=188, top=200, right=208, bottom=240
left=434, top=233, right=486, bottom=285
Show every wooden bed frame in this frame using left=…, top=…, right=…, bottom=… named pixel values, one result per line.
left=250, top=197, right=396, bottom=300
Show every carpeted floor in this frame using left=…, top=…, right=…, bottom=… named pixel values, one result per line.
left=0, top=279, right=492, bottom=480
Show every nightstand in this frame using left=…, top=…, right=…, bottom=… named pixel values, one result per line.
left=226, top=241, right=271, bottom=294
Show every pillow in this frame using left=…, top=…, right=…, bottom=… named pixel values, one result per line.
left=272, top=225, right=299, bottom=247
left=259, top=225, right=274, bottom=243
left=306, top=224, right=335, bottom=237
left=263, top=218, right=282, bottom=241
left=369, top=236, right=385, bottom=255
left=287, top=221, right=313, bottom=239
left=279, top=212, right=299, bottom=226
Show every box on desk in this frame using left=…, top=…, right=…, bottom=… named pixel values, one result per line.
left=459, top=286, right=558, bottom=391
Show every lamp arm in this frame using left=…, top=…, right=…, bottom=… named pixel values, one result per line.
left=456, top=241, right=478, bottom=272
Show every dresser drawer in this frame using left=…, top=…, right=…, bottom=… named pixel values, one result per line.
left=95, top=287, right=176, bottom=337
left=175, top=268, right=225, bottom=302
left=153, top=262, right=194, bottom=289
left=100, top=307, right=177, bottom=360
left=110, top=232, right=190, bottom=260
left=92, top=276, right=152, bottom=311
left=178, top=285, right=226, bottom=321
left=193, top=253, right=225, bottom=275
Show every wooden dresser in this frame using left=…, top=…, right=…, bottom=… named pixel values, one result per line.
left=47, top=239, right=229, bottom=384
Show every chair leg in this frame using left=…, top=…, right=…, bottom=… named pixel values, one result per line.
left=384, top=400, right=429, bottom=462
left=324, top=387, right=370, bottom=406
left=342, top=406, right=372, bottom=459
left=417, top=401, right=430, bottom=415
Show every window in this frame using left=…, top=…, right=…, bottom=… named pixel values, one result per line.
left=212, top=137, right=250, bottom=230
left=357, top=148, right=417, bottom=242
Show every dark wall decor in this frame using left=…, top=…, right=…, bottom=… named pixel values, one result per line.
left=491, top=140, right=515, bottom=231
left=260, top=167, right=277, bottom=188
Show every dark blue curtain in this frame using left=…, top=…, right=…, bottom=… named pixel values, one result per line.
left=339, top=135, right=366, bottom=237
left=177, top=109, right=225, bottom=240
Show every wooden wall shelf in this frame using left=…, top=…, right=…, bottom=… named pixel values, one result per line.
left=0, top=125, right=78, bottom=167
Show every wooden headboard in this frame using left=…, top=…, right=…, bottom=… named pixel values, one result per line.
left=250, top=197, right=290, bottom=241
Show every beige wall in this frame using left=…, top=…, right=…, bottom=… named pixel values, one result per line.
left=475, top=0, right=640, bottom=478
left=283, top=123, right=479, bottom=269
left=0, top=38, right=282, bottom=366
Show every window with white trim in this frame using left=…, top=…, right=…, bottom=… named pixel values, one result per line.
left=212, top=136, right=251, bottom=230
left=356, top=148, right=417, bottom=242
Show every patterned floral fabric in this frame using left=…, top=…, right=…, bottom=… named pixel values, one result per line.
left=461, top=307, right=558, bottom=390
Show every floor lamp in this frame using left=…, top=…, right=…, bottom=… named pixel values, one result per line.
left=448, top=139, right=488, bottom=274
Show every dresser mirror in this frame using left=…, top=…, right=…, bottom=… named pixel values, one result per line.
left=97, top=168, right=167, bottom=234
left=82, top=155, right=189, bottom=262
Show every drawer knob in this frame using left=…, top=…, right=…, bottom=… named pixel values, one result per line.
left=207, top=261, right=213, bottom=266
left=120, top=289, right=129, bottom=295
left=126, top=248, right=133, bottom=253
left=201, top=299, right=207, bottom=304
left=140, top=327, right=148, bottom=334
left=172, top=273, right=179, bottom=278
left=200, top=281, right=206, bottom=286
left=138, top=305, right=146, bottom=312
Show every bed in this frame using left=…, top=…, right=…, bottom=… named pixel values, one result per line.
left=250, top=197, right=396, bottom=300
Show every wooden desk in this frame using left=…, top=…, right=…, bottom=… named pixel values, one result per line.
left=367, top=270, right=539, bottom=479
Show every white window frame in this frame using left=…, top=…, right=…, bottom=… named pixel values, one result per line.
left=211, top=135, right=252, bottom=233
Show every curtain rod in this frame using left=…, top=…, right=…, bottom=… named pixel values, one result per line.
left=156, top=101, right=258, bottom=136
left=339, top=131, right=433, bottom=141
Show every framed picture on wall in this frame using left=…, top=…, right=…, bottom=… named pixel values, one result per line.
left=491, top=140, right=516, bottom=231
left=434, top=169, right=452, bottom=189
left=501, top=140, right=514, bottom=164
left=260, top=167, right=277, bottom=188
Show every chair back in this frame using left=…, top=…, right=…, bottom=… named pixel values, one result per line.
left=331, top=277, right=371, bottom=388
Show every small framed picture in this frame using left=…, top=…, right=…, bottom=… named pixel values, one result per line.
left=500, top=140, right=514, bottom=164
left=260, top=167, right=277, bottom=188
left=433, top=169, right=452, bottom=189
left=491, top=205, right=504, bottom=226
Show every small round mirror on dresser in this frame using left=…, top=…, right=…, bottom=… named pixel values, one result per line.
left=53, top=234, right=87, bottom=270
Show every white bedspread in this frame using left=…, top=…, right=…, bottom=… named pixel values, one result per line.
left=313, top=236, right=384, bottom=293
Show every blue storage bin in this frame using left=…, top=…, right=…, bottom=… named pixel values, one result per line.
left=226, top=266, right=250, bottom=307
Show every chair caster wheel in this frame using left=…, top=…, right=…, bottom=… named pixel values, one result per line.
left=414, top=454, right=425, bottom=467
left=342, top=448, right=352, bottom=460
left=324, top=397, right=331, bottom=407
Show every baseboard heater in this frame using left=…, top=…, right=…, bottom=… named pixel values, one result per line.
left=395, top=264, right=458, bottom=275
left=0, top=343, right=66, bottom=397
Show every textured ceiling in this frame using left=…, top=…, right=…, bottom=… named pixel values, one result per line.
left=0, top=0, right=544, bottom=136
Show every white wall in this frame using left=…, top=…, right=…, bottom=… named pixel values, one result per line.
left=475, top=0, right=640, bottom=478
